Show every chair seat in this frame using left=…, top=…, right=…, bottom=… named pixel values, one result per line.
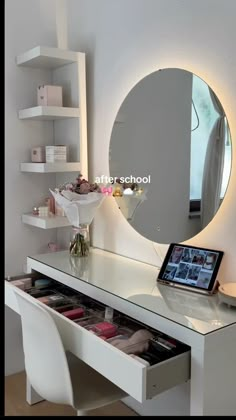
left=66, top=351, right=127, bottom=411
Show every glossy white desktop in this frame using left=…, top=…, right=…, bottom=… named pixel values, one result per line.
left=5, top=248, right=236, bottom=415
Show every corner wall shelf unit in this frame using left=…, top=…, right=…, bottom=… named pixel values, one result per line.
left=22, top=213, right=71, bottom=229
left=18, top=106, right=80, bottom=120
left=16, top=46, right=79, bottom=69
left=20, top=162, right=81, bottom=173
left=17, top=45, right=88, bottom=233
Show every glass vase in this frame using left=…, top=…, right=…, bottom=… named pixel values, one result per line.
left=69, top=224, right=90, bottom=257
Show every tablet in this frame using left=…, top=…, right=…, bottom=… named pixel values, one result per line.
left=157, top=243, right=224, bottom=295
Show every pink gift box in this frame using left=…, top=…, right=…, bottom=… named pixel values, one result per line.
left=31, top=146, right=45, bottom=163
left=37, top=85, right=63, bottom=107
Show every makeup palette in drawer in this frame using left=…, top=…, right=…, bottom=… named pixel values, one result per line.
left=5, top=277, right=191, bottom=403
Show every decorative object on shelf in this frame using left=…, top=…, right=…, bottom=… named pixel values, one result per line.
left=50, top=174, right=105, bottom=257
left=55, top=201, right=66, bottom=217
left=31, top=146, right=45, bottom=162
left=110, top=178, right=147, bottom=221
left=115, top=192, right=147, bottom=221
left=113, top=186, right=123, bottom=197
left=38, top=206, right=49, bottom=217
left=45, top=195, right=56, bottom=215
left=123, top=188, right=134, bottom=196
left=100, top=186, right=113, bottom=196
left=45, top=145, right=67, bottom=163
left=48, top=242, right=61, bottom=252
left=37, top=85, right=63, bottom=106
left=32, top=207, right=39, bottom=216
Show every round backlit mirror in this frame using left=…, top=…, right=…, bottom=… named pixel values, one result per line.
left=109, top=68, right=232, bottom=244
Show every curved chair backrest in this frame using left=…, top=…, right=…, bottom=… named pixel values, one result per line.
left=14, top=290, right=74, bottom=407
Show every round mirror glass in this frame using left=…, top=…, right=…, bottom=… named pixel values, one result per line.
left=109, top=68, right=232, bottom=244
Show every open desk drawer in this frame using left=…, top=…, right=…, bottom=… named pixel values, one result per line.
left=5, top=279, right=190, bottom=403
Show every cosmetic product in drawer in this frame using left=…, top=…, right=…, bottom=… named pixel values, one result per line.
left=109, top=329, right=153, bottom=353
left=33, top=278, right=54, bottom=289
left=55, top=303, right=80, bottom=313
left=28, top=289, right=56, bottom=299
left=27, top=288, right=69, bottom=308
left=76, top=312, right=103, bottom=328
left=37, top=293, right=66, bottom=307
left=54, top=285, right=84, bottom=303
left=62, top=306, right=85, bottom=320
left=10, top=277, right=32, bottom=290
left=85, top=321, right=118, bottom=339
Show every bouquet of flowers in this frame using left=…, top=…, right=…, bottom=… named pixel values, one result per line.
left=50, top=175, right=105, bottom=257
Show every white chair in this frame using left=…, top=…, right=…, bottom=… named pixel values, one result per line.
left=14, top=290, right=127, bottom=416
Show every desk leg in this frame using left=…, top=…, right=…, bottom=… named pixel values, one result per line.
left=26, top=376, right=44, bottom=405
left=190, top=324, right=236, bottom=415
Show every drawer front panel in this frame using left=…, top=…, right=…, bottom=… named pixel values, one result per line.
left=5, top=281, right=20, bottom=313
left=5, top=277, right=190, bottom=403
left=49, top=309, right=146, bottom=402
left=145, top=351, right=190, bottom=399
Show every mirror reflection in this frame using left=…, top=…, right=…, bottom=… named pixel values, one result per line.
left=109, top=68, right=232, bottom=244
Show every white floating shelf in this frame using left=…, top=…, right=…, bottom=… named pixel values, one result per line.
left=22, top=213, right=71, bottom=229
left=16, top=46, right=79, bottom=69
left=18, top=106, right=80, bottom=120
left=20, top=162, right=81, bottom=173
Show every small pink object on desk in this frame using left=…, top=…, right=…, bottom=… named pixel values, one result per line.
left=48, top=242, right=60, bottom=252
left=62, top=307, right=85, bottom=320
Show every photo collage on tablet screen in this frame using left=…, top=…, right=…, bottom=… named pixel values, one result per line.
left=163, top=246, right=219, bottom=289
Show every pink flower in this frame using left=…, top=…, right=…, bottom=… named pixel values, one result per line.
left=79, top=182, right=91, bottom=194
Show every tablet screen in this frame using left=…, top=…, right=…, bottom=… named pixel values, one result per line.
left=158, top=243, right=224, bottom=292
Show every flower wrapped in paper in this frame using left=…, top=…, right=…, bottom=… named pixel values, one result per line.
left=50, top=175, right=105, bottom=257
left=50, top=189, right=105, bottom=227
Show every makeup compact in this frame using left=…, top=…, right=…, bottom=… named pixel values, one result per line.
left=34, top=279, right=53, bottom=289
left=37, top=293, right=65, bottom=307
left=86, top=321, right=118, bottom=339
left=11, top=278, right=32, bottom=290
left=62, top=307, right=85, bottom=320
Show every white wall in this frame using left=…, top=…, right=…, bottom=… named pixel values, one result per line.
left=5, top=0, right=59, bottom=375
left=66, top=0, right=236, bottom=414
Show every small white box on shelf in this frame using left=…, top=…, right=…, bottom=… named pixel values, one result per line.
left=37, top=85, right=63, bottom=106
left=45, top=145, right=67, bottom=163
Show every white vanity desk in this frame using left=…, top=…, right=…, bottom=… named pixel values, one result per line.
left=5, top=247, right=236, bottom=416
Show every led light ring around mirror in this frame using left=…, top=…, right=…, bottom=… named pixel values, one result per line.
left=109, top=68, right=232, bottom=245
